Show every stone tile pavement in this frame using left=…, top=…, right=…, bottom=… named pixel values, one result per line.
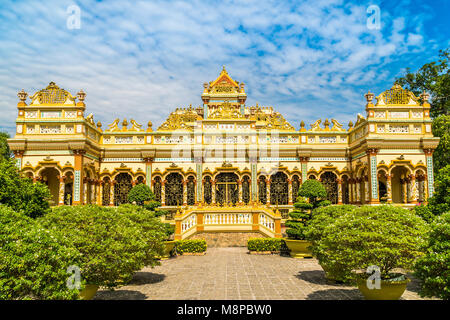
left=94, top=247, right=431, bottom=300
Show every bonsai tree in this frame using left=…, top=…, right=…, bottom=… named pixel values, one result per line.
left=414, top=212, right=450, bottom=300
left=285, top=179, right=330, bottom=240
left=314, top=205, right=429, bottom=283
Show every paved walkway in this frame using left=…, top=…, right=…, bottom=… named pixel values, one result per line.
left=94, top=247, right=430, bottom=300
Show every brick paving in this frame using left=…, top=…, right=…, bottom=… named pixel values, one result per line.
left=94, top=247, right=431, bottom=300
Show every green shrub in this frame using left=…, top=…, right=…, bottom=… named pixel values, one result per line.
left=127, top=184, right=154, bottom=206
left=175, top=239, right=207, bottom=254
left=427, top=165, right=450, bottom=217
left=414, top=212, right=450, bottom=300
left=414, top=203, right=435, bottom=223
left=0, top=158, right=51, bottom=218
left=247, top=238, right=283, bottom=252
left=0, top=205, right=83, bottom=299
left=308, top=205, right=429, bottom=283
left=285, top=180, right=330, bottom=240
left=39, top=205, right=163, bottom=289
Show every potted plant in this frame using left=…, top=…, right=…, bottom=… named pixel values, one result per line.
left=312, top=205, right=429, bottom=299
left=284, top=179, right=330, bottom=258
left=305, top=204, right=356, bottom=281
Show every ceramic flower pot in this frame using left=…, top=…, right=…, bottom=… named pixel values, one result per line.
left=357, top=276, right=410, bottom=300
left=161, top=240, right=176, bottom=259
left=283, top=239, right=313, bottom=258
left=79, top=284, right=99, bottom=300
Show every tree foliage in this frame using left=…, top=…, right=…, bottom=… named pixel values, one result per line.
left=0, top=131, right=11, bottom=160
left=0, top=158, right=50, bottom=218
left=414, top=212, right=450, bottom=300
left=127, top=183, right=155, bottom=206
left=428, top=165, right=450, bottom=216
left=0, top=205, right=83, bottom=300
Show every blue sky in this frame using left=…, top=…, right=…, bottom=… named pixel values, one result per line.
left=0, top=0, right=449, bottom=135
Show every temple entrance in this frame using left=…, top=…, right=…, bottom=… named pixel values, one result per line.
left=40, top=167, right=60, bottom=206
left=215, top=173, right=239, bottom=206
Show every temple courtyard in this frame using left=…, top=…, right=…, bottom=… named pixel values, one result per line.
left=94, top=247, right=431, bottom=300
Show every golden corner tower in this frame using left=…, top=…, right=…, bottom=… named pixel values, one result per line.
left=8, top=67, right=440, bottom=239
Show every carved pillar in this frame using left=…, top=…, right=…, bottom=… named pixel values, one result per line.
left=409, top=174, right=418, bottom=203
left=238, top=179, right=243, bottom=204
left=58, top=175, right=65, bottom=205
left=300, top=157, right=308, bottom=184
left=144, top=158, right=153, bottom=189
left=83, top=178, right=88, bottom=205
left=109, top=181, right=115, bottom=206
left=266, top=179, right=271, bottom=204
left=367, top=148, right=379, bottom=204
left=183, top=180, right=187, bottom=205
left=356, top=178, right=361, bottom=203
left=91, top=179, right=96, bottom=204
left=250, top=158, right=257, bottom=202
left=424, top=149, right=435, bottom=199
left=211, top=181, right=216, bottom=204
left=402, top=178, right=408, bottom=203
left=98, top=181, right=103, bottom=205
left=364, top=176, right=370, bottom=203
left=386, top=174, right=392, bottom=203
left=72, top=150, right=85, bottom=205
left=337, top=178, right=343, bottom=204
left=13, top=150, right=24, bottom=169
left=288, top=178, right=293, bottom=205
left=161, top=181, right=166, bottom=206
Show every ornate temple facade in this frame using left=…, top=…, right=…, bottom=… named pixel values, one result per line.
left=8, top=67, right=440, bottom=224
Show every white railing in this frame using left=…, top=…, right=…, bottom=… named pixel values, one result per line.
left=181, top=214, right=197, bottom=232
left=204, top=213, right=252, bottom=225
left=259, top=213, right=275, bottom=231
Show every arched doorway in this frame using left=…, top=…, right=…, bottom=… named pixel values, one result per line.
left=321, top=172, right=338, bottom=204
left=40, top=167, right=60, bottom=206
left=114, top=173, right=132, bottom=206
left=270, top=172, right=288, bottom=205
left=215, top=172, right=239, bottom=206
left=391, top=166, right=410, bottom=204
left=165, top=173, right=183, bottom=206
left=377, top=170, right=388, bottom=202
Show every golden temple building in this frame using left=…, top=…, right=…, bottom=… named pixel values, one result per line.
left=8, top=67, right=440, bottom=239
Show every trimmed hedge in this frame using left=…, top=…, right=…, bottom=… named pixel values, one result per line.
left=175, top=239, right=207, bottom=254
left=247, top=238, right=283, bottom=252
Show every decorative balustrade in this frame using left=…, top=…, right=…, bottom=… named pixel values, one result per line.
left=204, top=213, right=252, bottom=225
left=181, top=214, right=197, bottom=233
left=259, top=213, right=275, bottom=231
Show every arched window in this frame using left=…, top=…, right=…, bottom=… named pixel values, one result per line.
left=40, top=167, right=60, bottom=205
left=136, top=176, right=145, bottom=185
left=258, top=176, right=267, bottom=204
left=165, top=173, right=183, bottom=206
left=308, top=175, right=316, bottom=180
left=321, top=172, right=338, bottom=204
left=114, top=173, right=132, bottom=206
left=204, top=176, right=212, bottom=204
left=242, top=175, right=250, bottom=205
left=270, top=172, right=288, bottom=205
left=102, top=177, right=111, bottom=206
left=153, top=176, right=162, bottom=202
left=187, top=175, right=196, bottom=206
left=292, top=175, right=300, bottom=203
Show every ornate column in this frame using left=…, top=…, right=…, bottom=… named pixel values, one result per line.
left=72, top=150, right=85, bottom=205
left=195, top=157, right=203, bottom=204
left=58, top=175, right=66, bottom=205
left=356, top=178, right=361, bottom=203
left=386, top=174, right=392, bottom=203
left=367, top=148, right=379, bottom=204
left=266, top=179, right=271, bottom=204
left=288, top=178, right=293, bottom=205
left=364, top=176, right=370, bottom=203
left=250, top=157, right=257, bottom=202
left=91, top=179, right=96, bottom=204
left=424, top=149, right=435, bottom=198
left=211, top=180, right=216, bottom=204
left=409, top=174, right=418, bottom=204
left=98, top=180, right=103, bottom=205
left=337, top=178, right=343, bottom=204
left=401, top=178, right=408, bottom=203
left=144, top=157, right=153, bottom=189
left=183, top=179, right=187, bottom=205
left=238, top=179, right=243, bottom=205
left=161, top=181, right=165, bottom=206
left=300, top=157, right=308, bottom=184
left=13, top=150, right=24, bottom=169
left=109, top=180, right=115, bottom=206
left=83, top=178, right=88, bottom=205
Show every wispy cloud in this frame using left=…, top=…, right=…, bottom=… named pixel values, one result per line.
left=0, top=0, right=448, bottom=134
